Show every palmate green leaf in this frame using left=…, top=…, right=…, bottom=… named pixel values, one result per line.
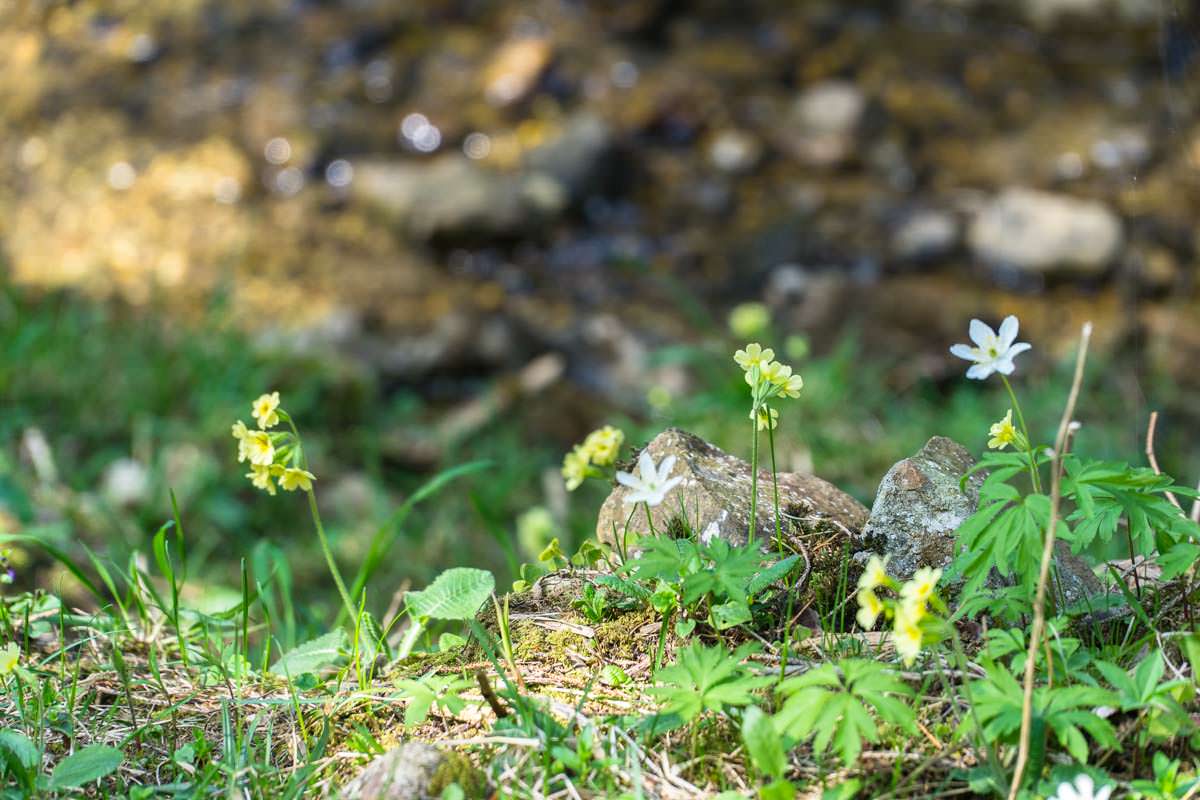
left=775, top=660, right=915, bottom=767
left=621, top=536, right=700, bottom=584
left=405, top=568, right=495, bottom=622
left=395, top=671, right=474, bottom=727
left=650, top=641, right=770, bottom=724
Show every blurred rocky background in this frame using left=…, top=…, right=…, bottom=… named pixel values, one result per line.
left=2, top=0, right=1199, bottom=612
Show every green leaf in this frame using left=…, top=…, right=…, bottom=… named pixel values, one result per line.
left=406, top=568, right=495, bottom=622
left=0, top=729, right=39, bottom=790
left=742, top=705, right=786, bottom=780
left=270, top=630, right=347, bottom=676
left=650, top=642, right=769, bottom=723
left=49, top=744, right=123, bottom=789
left=712, top=600, right=753, bottom=630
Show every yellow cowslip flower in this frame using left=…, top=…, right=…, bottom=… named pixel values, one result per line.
left=778, top=372, right=804, bottom=399
left=734, top=343, right=775, bottom=373
left=900, top=566, right=942, bottom=605
left=760, top=360, right=788, bottom=384
left=0, top=642, right=18, bottom=675
left=893, top=604, right=924, bottom=666
left=252, top=391, right=282, bottom=430
left=244, top=431, right=275, bottom=467
left=750, top=405, right=779, bottom=431
left=562, top=446, right=589, bottom=491
left=856, top=588, right=883, bottom=630
left=583, top=425, right=625, bottom=467
left=857, top=554, right=890, bottom=592
left=279, top=467, right=316, bottom=492
left=247, top=464, right=277, bottom=495
left=232, top=420, right=251, bottom=462
left=988, top=409, right=1018, bottom=450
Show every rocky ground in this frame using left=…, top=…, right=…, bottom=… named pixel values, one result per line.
left=3, top=0, right=1200, bottom=415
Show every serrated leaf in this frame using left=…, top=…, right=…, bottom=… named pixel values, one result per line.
left=270, top=630, right=347, bottom=676
left=406, top=568, right=495, bottom=622
left=49, top=744, right=122, bottom=789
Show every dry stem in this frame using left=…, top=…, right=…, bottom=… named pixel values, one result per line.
left=1007, top=321, right=1092, bottom=800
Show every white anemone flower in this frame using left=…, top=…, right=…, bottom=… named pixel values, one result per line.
left=1049, top=774, right=1112, bottom=800
left=950, top=315, right=1031, bottom=380
left=617, top=451, right=683, bottom=507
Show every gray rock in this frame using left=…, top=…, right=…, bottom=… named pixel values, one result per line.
left=968, top=188, right=1123, bottom=276
left=340, top=742, right=483, bottom=800
left=523, top=113, right=613, bottom=198
left=595, top=428, right=868, bottom=551
left=892, top=210, right=959, bottom=263
left=353, top=113, right=610, bottom=242
left=859, top=436, right=1103, bottom=605
left=784, top=81, right=866, bottom=166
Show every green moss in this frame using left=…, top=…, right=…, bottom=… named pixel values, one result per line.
left=592, top=606, right=659, bottom=661
left=429, top=751, right=488, bottom=797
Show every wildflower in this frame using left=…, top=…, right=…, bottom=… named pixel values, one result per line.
left=777, top=371, right=804, bottom=399
left=988, top=409, right=1019, bottom=450
left=617, top=451, right=683, bottom=507
left=1049, top=774, right=1112, bottom=800
left=247, top=464, right=277, bottom=496
left=243, top=430, right=275, bottom=467
left=760, top=360, right=788, bottom=384
left=583, top=425, right=625, bottom=466
left=278, top=467, right=316, bottom=492
left=900, top=566, right=941, bottom=606
left=728, top=302, right=770, bottom=339
left=949, top=315, right=1031, bottom=380
left=750, top=405, right=779, bottom=431
left=0, top=642, right=17, bottom=676
left=232, top=420, right=251, bottom=462
left=734, top=343, right=775, bottom=373
left=252, top=391, right=282, bottom=429
left=893, top=605, right=924, bottom=666
left=561, top=446, right=589, bottom=492
left=856, top=588, right=884, bottom=630
left=857, top=554, right=891, bottom=592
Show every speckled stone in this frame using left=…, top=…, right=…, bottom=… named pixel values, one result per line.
left=859, top=436, right=1103, bottom=605
left=594, top=427, right=868, bottom=550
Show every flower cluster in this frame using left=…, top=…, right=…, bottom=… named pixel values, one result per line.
left=231, top=392, right=316, bottom=496
left=856, top=556, right=945, bottom=666
left=733, top=343, right=804, bottom=430
left=561, top=425, right=626, bottom=491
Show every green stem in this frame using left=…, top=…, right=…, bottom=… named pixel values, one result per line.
left=643, top=502, right=657, bottom=537
left=307, top=489, right=357, bottom=623
left=748, top=414, right=760, bottom=546
left=1000, top=375, right=1042, bottom=494
left=767, top=422, right=783, bottom=555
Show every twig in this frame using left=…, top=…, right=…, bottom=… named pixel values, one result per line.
left=1008, top=321, right=1092, bottom=800
left=476, top=669, right=508, bottom=719
left=1145, top=411, right=1184, bottom=511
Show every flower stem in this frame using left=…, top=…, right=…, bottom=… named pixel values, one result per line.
left=748, top=414, right=760, bottom=546
left=767, top=423, right=783, bottom=555
left=1000, top=375, right=1042, bottom=494
left=307, top=489, right=357, bottom=623
left=643, top=502, right=657, bottom=537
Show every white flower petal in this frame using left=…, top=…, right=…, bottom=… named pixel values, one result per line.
left=637, top=450, right=656, bottom=481
left=994, top=357, right=1016, bottom=375
left=1055, top=781, right=1080, bottom=800
left=616, top=471, right=638, bottom=488
left=1094, top=785, right=1112, bottom=800
left=966, top=362, right=993, bottom=380
left=1073, top=775, right=1094, bottom=799
left=968, top=318, right=994, bottom=347
left=949, top=343, right=977, bottom=360
left=1007, top=342, right=1032, bottom=357
left=998, top=315, right=1019, bottom=348
left=657, top=454, right=677, bottom=482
